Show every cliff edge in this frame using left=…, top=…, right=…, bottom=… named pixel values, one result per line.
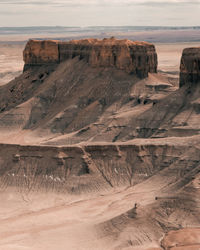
left=180, top=47, right=200, bottom=87
left=23, top=38, right=157, bottom=78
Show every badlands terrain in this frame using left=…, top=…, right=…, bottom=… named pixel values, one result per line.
left=0, top=31, right=200, bottom=250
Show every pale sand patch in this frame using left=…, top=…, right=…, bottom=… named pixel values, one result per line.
left=156, top=42, right=200, bottom=73
left=0, top=43, right=24, bottom=86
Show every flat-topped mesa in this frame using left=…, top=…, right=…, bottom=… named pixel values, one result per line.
left=180, top=47, right=200, bottom=87
left=23, top=38, right=157, bottom=78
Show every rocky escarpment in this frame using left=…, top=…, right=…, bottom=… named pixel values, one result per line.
left=23, top=38, right=157, bottom=78
left=0, top=139, right=199, bottom=193
left=180, top=47, right=200, bottom=87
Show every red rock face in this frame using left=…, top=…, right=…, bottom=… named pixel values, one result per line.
left=23, top=38, right=157, bottom=78
left=180, top=47, right=200, bottom=87
left=23, top=40, right=59, bottom=67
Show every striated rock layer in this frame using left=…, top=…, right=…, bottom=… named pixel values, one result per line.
left=23, top=40, right=60, bottom=66
left=180, top=47, right=200, bottom=87
left=23, top=38, right=157, bottom=78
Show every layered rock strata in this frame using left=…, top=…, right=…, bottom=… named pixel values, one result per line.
left=0, top=140, right=199, bottom=192
left=23, top=38, right=157, bottom=78
left=23, top=40, right=59, bottom=70
left=180, top=47, right=200, bottom=87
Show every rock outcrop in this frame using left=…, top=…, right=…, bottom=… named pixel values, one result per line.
left=23, top=40, right=59, bottom=70
left=161, top=228, right=200, bottom=250
left=23, top=38, right=157, bottom=78
left=180, top=47, right=200, bottom=87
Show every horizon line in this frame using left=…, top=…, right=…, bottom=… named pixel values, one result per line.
left=0, top=25, right=200, bottom=28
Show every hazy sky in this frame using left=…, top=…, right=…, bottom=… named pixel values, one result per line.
left=0, top=0, right=199, bottom=27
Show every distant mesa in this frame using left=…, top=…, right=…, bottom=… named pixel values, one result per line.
left=23, top=38, right=158, bottom=78
left=180, top=47, right=200, bottom=87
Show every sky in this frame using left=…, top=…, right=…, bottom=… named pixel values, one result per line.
left=0, top=0, right=200, bottom=27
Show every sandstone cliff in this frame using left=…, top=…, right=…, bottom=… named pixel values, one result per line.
left=23, top=40, right=59, bottom=69
left=23, top=38, right=157, bottom=78
left=180, top=47, right=200, bottom=87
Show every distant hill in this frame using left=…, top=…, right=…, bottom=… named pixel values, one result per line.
left=1, top=26, right=200, bottom=43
